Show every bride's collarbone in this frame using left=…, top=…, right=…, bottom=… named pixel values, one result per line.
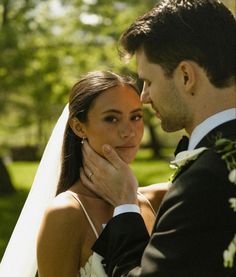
left=67, top=189, right=113, bottom=229
left=81, top=196, right=114, bottom=225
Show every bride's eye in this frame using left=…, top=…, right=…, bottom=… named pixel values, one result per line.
left=131, top=114, right=143, bottom=121
left=104, top=116, right=118, bottom=123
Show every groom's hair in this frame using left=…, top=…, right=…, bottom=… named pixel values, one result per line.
left=119, top=0, right=236, bottom=88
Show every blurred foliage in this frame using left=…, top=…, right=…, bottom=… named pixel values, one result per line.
left=0, top=0, right=233, bottom=151
left=0, top=0, right=157, bottom=150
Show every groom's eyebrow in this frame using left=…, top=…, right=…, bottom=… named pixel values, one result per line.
left=102, top=108, right=143, bottom=114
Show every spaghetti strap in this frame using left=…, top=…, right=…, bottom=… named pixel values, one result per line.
left=65, top=191, right=99, bottom=238
left=137, top=191, right=156, bottom=216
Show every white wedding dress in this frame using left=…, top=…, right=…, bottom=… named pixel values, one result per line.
left=65, top=191, right=107, bottom=277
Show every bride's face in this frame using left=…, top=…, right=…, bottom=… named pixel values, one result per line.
left=82, top=85, right=144, bottom=164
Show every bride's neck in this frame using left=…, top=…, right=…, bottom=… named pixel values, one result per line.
left=70, top=180, right=101, bottom=199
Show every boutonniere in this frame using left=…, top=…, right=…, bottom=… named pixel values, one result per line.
left=169, top=147, right=208, bottom=182
left=214, top=137, right=236, bottom=268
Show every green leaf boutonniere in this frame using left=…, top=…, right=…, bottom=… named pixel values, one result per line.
left=169, top=147, right=208, bottom=182
left=215, top=138, right=236, bottom=268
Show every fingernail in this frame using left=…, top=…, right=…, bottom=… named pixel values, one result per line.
left=103, top=144, right=111, bottom=153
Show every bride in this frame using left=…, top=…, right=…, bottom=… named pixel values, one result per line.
left=0, top=70, right=168, bottom=277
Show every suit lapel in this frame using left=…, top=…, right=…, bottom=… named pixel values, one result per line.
left=196, top=119, right=236, bottom=149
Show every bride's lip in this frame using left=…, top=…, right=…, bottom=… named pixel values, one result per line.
left=116, top=145, right=136, bottom=149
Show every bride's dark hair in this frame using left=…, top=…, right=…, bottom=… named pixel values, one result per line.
left=56, top=70, right=139, bottom=194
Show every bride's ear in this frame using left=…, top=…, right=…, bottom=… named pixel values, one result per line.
left=69, top=118, right=86, bottom=138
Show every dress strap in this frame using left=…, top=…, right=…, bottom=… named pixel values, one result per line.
left=137, top=191, right=156, bottom=216
left=65, top=191, right=99, bottom=238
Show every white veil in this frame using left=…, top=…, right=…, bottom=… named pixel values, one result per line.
left=0, top=104, right=69, bottom=277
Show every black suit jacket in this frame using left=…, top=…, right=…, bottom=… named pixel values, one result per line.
left=93, top=119, right=236, bottom=277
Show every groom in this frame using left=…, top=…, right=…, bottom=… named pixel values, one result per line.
left=81, top=0, right=236, bottom=276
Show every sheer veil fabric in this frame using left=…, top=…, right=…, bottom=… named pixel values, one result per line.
left=0, top=104, right=69, bottom=277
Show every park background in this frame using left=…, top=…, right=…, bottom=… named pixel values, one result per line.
left=0, top=0, right=235, bottom=260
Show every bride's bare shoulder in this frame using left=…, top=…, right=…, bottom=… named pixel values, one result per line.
left=41, top=191, right=84, bottom=229
left=37, top=192, right=84, bottom=274
left=138, top=182, right=170, bottom=212
left=51, top=191, right=80, bottom=208
left=139, top=182, right=170, bottom=194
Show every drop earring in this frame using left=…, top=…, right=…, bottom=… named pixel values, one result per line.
left=81, top=137, right=86, bottom=144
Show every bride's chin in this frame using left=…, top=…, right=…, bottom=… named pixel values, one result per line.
left=93, top=147, right=136, bottom=164
left=117, top=152, right=135, bottom=164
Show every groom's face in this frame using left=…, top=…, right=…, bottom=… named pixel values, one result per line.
left=82, top=85, right=144, bottom=164
left=136, top=48, right=189, bottom=133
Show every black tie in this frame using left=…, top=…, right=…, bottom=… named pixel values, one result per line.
left=174, top=135, right=189, bottom=156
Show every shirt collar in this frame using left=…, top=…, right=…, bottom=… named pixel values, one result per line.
left=188, top=108, right=236, bottom=150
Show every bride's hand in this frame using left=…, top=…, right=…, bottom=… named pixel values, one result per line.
left=81, top=140, right=138, bottom=207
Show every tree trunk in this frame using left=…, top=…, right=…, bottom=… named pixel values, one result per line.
left=2, top=0, right=9, bottom=27
left=148, top=124, right=162, bottom=158
left=0, top=156, right=15, bottom=195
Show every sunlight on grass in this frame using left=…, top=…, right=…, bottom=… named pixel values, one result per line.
left=132, top=160, right=173, bottom=186
left=132, top=148, right=173, bottom=186
left=0, top=191, right=29, bottom=259
left=7, top=162, right=38, bottom=190
left=0, top=162, right=38, bottom=259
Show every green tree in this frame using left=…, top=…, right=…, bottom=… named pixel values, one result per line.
left=0, top=0, right=160, bottom=193
left=0, top=0, right=64, bottom=193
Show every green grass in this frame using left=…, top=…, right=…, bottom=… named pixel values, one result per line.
left=0, top=150, right=174, bottom=260
left=0, top=190, right=30, bottom=259
left=132, top=149, right=173, bottom=186
left=0, top=162, right=38, bottom=260
left=7, top=162, right=39, bottom=191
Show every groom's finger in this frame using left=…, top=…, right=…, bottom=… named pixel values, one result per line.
left=82, top=140, right=124, bottom=171
left=82, top=140, right=107, bottom=168
left=102, top=144, right=124, bottom=170
left=80, top=167, right=101, bottom=197
left=82, top=141, right=116, bottom=180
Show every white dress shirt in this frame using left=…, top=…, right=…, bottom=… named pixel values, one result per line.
left=113, top=108, right=236, bottom=217
left=188, top=108, right=236, bottom=150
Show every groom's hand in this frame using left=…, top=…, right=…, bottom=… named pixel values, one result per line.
left=81, top=140, right=138, bottom=207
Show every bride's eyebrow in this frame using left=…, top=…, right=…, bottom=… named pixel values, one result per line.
left=102, top=109, right=122, bottom=114
left=102, top=108, right=143, bottom=115
left=131, top=108, right=143, bottom=113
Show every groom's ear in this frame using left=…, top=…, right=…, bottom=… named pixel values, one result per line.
left=69, top=118, right=86, bottom=138
left=174, top=61, right=196, bottom=96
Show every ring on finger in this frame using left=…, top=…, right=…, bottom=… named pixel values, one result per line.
left=88, top=172, right=93, bottom=181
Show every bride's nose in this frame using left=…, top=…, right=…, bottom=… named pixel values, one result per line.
left=119, top=122, right=135, bottom=138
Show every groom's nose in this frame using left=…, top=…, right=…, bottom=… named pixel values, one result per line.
left=141, top=83, right=151, bottom=104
